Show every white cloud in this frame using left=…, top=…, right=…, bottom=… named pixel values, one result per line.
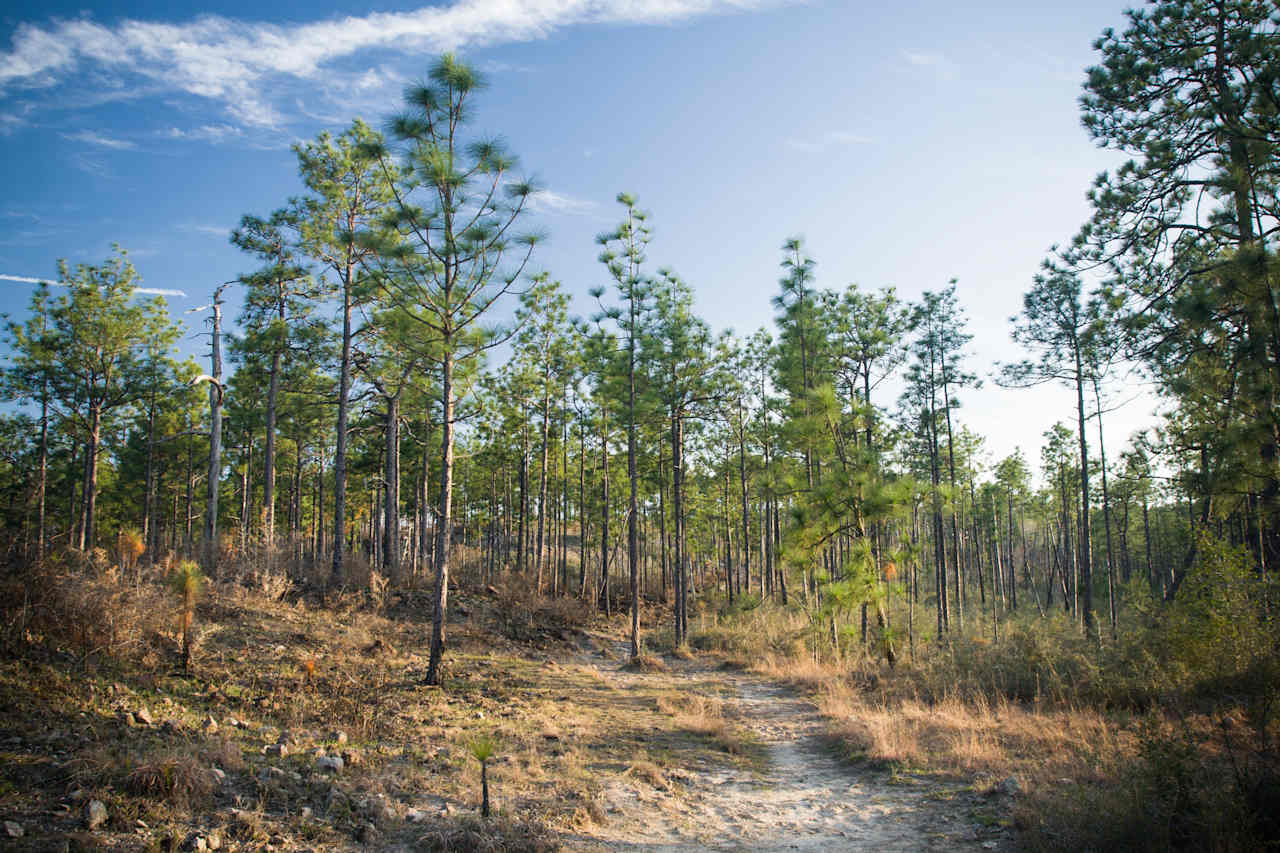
left=902, top=49, right=943, bottom=66
left=62, top=129, right=136, bottom=149
left=0, top=1, right=786, bottom=128
left=180, top=224, right=231, bottom=238
left=0, top=272, right=186, bottom=296
left=163, top=123, right=243, bottom=142
left=786, top=130, right=873, bottom=153
left=528, top=188, right=598, bottom=216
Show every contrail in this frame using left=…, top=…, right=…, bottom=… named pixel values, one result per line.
left=0, top=273, right=187, bottom=298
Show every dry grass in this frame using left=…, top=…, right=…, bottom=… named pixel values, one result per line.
left=624, top=759, right=669, bottom=790
left=623, top=652, right=667, bottom=672
left=125, top=750, right=216, bottom=808
left=656, top=692, right=750, bottom=756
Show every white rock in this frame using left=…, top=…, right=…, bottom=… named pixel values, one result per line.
left=4, top=821, right=22, bottom=838
left=86, top=799, right=108, bottom=830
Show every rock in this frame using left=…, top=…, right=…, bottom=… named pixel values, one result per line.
left=356, top=822, right=376, bottom=843
left=300, top=806, right=313, bottom=820
left=405, top=809, right=428, bottom=824
left=439, top=802, right=454, bottom=818
left=85, top=799, right=108, bottom=830
left=119, top=711, right=137, bottom=727
left=202, top=716, right=219, bottom=735
left=996, top=776, right=1022, bottom=796
left=226, top=716, right=243, bottom=729
left=209, top=767, right=227, bottom=785
left=182, top=832, right=208, bottom=851
left=257, top=767, right=286, bottom=782
left=982, top=843, right=999, bottom=850
left=205, top=830, right=222, bottom=850
left=316, top=755, right=343, bottom=773
left=277, top=729, right=299, bottom=746
left=162, top=719, right=185, bottom=735
left=135, top=708, right=154, bottom=726
left=378, top=803, right=396, bottom=823
left=264, top=743, right=289, bottom=758
left=340, top=749, right=361, bottom=767
left=4, top=821, right=22, bottom=838
left=329, top=730, right=348, bottom=745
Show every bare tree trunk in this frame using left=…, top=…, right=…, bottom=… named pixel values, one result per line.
left=331, top=271, right=354, bottom=587
left=384, top=395, right=402, bottom=583
left=425, top=352, right=456, bottom=686
left=203, top=289, right=224, bottom=573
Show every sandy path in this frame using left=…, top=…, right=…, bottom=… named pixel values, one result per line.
left=565, top=644, right=1012, bottom=852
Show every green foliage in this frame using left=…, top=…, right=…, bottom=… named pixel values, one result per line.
left=468, top=734, right=497, bottom=764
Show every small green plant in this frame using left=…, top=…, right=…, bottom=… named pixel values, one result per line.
left=469, top=735, right=497, bottom=818
left=168, top=560, right=204, bottom=672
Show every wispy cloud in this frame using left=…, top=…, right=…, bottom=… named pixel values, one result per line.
left=902, top=49, right=944, bottom=67
left=0, top=272, right=186, bottom=297
left=162, top=123, right=243, bottom=143
left=528, top=188, right=598, bottom=216
left=479, top=60, right=536, bottom=74
left=62, top=129, right=136, bottom=149
left=180, top=224, right=231, bottom=238
left=786, top=130, right=873, bottom=153
left=0, top=1, right=785, bottom=129
left=70, top=152, right=113, bottom=178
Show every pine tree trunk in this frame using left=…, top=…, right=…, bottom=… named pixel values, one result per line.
left=331, top=270, right=353, bottom=587
left=384, top=395, right=401, bottom=584
left=425, top=351, right=456, bottom=686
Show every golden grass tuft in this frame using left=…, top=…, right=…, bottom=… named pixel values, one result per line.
left=125, top=750, right=216, bottom=808
left=624, top=759, right=669, bottom=789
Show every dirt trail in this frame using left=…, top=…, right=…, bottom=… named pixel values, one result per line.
left=565, top=642, right=1012, bottom=852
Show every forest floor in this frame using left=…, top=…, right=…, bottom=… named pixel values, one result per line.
left=0, top=577, right=1015, bottom=851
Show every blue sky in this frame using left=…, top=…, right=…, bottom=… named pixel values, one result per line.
left=0, top=0, right=1154, bottom=473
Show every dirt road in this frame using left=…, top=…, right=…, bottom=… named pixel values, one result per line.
left=565, top=644, right=1013, bottom=852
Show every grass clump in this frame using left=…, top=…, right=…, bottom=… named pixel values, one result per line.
left=125, top=750, right=215, bottom=809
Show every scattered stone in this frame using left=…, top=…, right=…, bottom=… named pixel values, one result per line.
left=209, top=768, right=227, bottom=785
left=439, top=802, right=455, bottom=818
left=257, top=767, right=286, bottom=783
left=329, top=730, right=348, bottom=745
left=264, top=743, right=289, bottom=758
left=5, top=821, right=23, bottom=838
left=202, top=716, right=219, bottom=735
left=300, top=806, right=313, bottom=820
left=405, top=809, right=428, bottom=824
left=226, top=717, right=243, bottom=729
left=316, top=755, right=343, bottom=773
left=356, top=822, right=376, bottom=842
left=277, top=730, right=299, bottom=746
left=378, top=803, right=396, bottom=823
left=340, top=749, right=360, bottom=767
left=162, top=718, right=185, bottom=735
left=135, top=708, right=154, bottom=726
left=205, top=829, right=223, bottom=850
left=85, top=799, right=108, bottom=830
left=119, top=711, right=137, bottom=727
left=995, top=776, right=1022, bottom=797
left=182, top=832, right=208, bottom=851
left=136, top=819, right=149, bottom=829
